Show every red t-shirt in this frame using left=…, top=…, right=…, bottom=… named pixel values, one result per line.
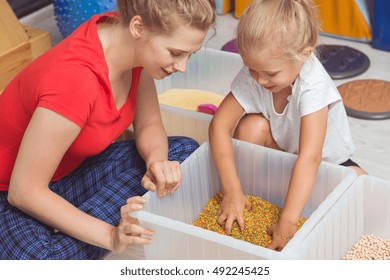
left=0, top=12, right=143, bottom=191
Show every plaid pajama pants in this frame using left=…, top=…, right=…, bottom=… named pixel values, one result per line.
left=0, top=136, right=199, bottom=260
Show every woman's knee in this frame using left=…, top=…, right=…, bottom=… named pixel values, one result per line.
left=168, top=136, right=199, bottom=162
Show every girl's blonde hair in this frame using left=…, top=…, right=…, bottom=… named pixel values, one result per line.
left=116, top=0, right=216, bottom=36
left=236, top=0, right=320, bottom=61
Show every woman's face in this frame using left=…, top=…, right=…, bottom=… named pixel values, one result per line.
left=139, top=25, right=207, bottom=80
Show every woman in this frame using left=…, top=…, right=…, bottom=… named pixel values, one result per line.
left=0, top=0, right=216, bottom=259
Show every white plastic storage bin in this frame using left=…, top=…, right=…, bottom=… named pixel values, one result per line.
left=301, top=175, right=390, bottom=260
left=156, top=48, right=243, bottom=144
left=132, top=139, right=357, bottom=259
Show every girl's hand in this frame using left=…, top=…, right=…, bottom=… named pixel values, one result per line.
left=141, top=160, right=181, bottom=197
left=110, top=196, right=154, bottom=253
left=217, top=191, right=251, bottom=235
left=266, top=218, right=298, bottom=251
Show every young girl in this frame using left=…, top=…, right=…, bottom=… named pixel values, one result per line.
left=209, top=0, right=366, bottom=251
left=0, top=0, right=216, bottom=259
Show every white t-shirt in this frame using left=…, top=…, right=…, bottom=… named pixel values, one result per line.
left=231, top=53, right=355, bottom=164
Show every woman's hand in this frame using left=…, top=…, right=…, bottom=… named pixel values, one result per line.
left=217, top=191, right=251, bottom=235
left=266, top=217, right=298, bottom=251
left=141, top=160, right=181, bottom=197
left=110, top=196, right=154, bottom=253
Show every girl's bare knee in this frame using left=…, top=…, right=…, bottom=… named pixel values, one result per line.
left=233, top=114, right=270, bottom=145
left=349, top=166, right=368, bottom=176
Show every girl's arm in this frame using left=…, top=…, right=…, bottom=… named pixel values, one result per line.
left=8, top=107, right=153, bottom=252
left=209, top=93, right=250, bottom=234
left=132, top=71, right=180, bottom=197
left=267, top=106, right=328, bottom=251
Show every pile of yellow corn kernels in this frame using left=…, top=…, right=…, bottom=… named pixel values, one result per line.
left=193, top=191, right=306, bottom=247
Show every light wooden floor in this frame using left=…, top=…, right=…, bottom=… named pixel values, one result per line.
left=18, top=3, right=390, bottom=261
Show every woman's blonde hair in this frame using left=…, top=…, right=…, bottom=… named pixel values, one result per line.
left=236, top=0, right=320, bottom=61
left=116, top=0, right=216, bottom=36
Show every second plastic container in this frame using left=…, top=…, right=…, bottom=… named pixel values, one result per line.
left=300, top=175, right=390, bottom=260
left=156, top=48, right=243, bottom=144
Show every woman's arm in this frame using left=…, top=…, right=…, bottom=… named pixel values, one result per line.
left=209, top=92, right=250, bottom=234
left=132, top=71, right=180, bottom=197
left=8, top=107, right=152, bottom=252
left=267, top=106, right=328, bottom=251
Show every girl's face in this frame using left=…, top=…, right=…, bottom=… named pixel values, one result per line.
left=242, top=50, right=304, bottom=93
left=140, top=25, right=207, bottom=80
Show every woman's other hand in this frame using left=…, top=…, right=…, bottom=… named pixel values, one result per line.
left=110, top=196, right=154, bottom=253
left=141, top=160, right=181, bottom=197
